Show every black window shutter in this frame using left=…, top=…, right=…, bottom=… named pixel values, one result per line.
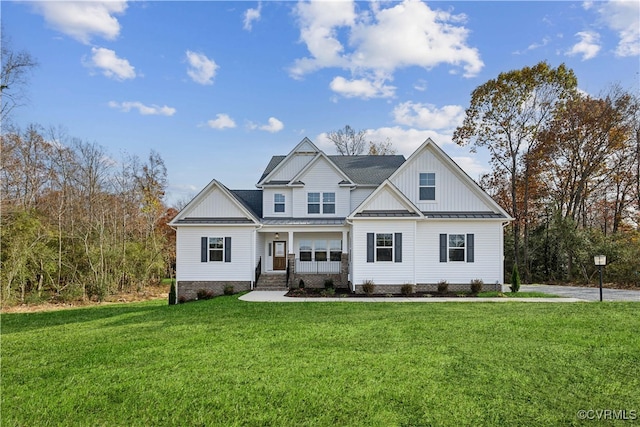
left=395, top=233, right=402, bottom=263
left=201, top=237, right=208, bottom=262
left=467, top=234, right=474, bottom=263
left=367, top=233, right=374, bottom=263
left=439, top=234, right=447, bottom=263
left=225, top=237, right=232, bottom=262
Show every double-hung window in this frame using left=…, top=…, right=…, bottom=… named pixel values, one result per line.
left=376, top=233, right=393, bottom=262
left=448, top=234, right=465, bottom=261
left=329, top=240, right=342, bottom=261
left=314, top=240, right=327, bottom=261
left=299, top=240, right=312, bottom=261
left=419, top=173, right=436, bottom=201
left=274, top=194, right=285, bottom=213
left=209, top=237, right=224, bottom=262
left=323, top=192, right=335, bottom=214
left=308, top=192, right=336, bottom=214
left=367, top=233, right=402, bottom=263
left=439, top=233, right=474, bottom=263
left=307, top=193, right=320, bottom=214
left=201, top=236, right=232, bottom=263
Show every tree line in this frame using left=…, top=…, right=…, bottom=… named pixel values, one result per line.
left=1, top=124, right=176, bottom=304
left=454, top=62, right=640, bottom=285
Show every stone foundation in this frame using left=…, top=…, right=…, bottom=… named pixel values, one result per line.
left=177, top=281, right=251, bottom=302
left=353, top=282, right=502, bottom=294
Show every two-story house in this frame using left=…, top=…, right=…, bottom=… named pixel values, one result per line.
left=169, top=137, right=512, bottom=300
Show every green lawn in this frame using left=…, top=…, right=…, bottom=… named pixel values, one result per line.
left=2, top=296, right=639, bottom=426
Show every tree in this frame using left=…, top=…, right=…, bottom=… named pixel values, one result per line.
left=1, top=34, right=38, bottom=122
left=368, top=138, right=397, bottom=155
left=327, top=125, right=366, bottom=155
left=453, top=61, right=577, bottom=282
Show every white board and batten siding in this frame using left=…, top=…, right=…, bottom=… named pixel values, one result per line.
left=176, top=226, right=255, bottom=282
left=391, top=147, right=491, bottom=212
left=184, top=186, right=247, bottom=218
left=351, top=220, right=416, bottom=285
left=350, top=188, right=375, bottom=213
left=415, top=220, right=504, bottom=284
left=268, top=153, right=315, bottom=182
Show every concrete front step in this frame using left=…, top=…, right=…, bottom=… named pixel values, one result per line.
left=255, top=274, right=288, bottom=290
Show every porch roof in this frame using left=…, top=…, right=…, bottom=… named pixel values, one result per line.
left=423, top=211, right=507, bottom=219
left=262, top=217, right=346, bottom=226
left=174, top=217, right=255, bottom=224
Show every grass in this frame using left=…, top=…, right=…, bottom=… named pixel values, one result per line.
left=477, top=291, right=560, bottom=298
left=2, top=296, right=639, bottom=426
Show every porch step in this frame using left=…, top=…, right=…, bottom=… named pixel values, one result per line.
left=255, top=273, right=288, bottom=290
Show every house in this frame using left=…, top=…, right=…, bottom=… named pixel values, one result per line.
left=169, top=137, right=512, bottom=300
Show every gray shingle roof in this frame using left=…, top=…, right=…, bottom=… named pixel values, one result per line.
left=229, top=190, right=263, bottom=218
left=258, top=154, right=405, bottom=186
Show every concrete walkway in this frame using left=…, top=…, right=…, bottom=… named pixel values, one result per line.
left=515, top=284, right=640, bottom=302
left=239, top=290, right=585, bottom=303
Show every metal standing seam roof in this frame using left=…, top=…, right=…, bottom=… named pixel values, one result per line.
left=174, top=217, right=255, bottom=224
left=422, top=211, right=506, bottom=219
left=355, top=210, right=420, bottom=217
left=262, top=218, right=346, bottom=225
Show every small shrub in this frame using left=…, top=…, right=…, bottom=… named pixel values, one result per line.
left=470, top=279, right=483, bottom=294
left=168, top=282, right=177, bottom=305
left=196, top=289, right=215, bottom=300
left=178, top=295, right=187, bottom=304
left=324, top=278, right=334, bottom=289
left=437, top=280, right=449, bottom=293
left=510, top=264, right=521, bottom=293
left=321, top=287, right=335, bottom=297
left=401, top=284, right=414, bottom=295
left=223, top=285, right=234, bottom=295
left=361, top=280, right=375, bottom=295
left=299, top=279, right=305, bottom=289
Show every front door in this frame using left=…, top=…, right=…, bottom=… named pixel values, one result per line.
left=273, top=241, right=287, bottom=270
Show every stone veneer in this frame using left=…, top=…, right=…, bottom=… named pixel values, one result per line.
left=353, top=282, right=502, bottom=294
left=177, top=281, right=251, bottom=301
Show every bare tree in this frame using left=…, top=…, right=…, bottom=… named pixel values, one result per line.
left=368, top=138, right=397, bottom=155
left=1, top=33, right=38, bottom=122
left=327, top=125, right=367, bottom=156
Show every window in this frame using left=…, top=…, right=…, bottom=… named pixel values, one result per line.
left=314, top=240, right=327, bottom=261
left=376, top=233, right=393, bottom=262
left=308, top=192, right=336, bottom=214
left=439, top=234, right=474, bottom=263
left=209, top=237, right=224, bottom=261
left=323, top=192, right=335, bottom=214
left=274, top=193, right=285, bottom=213
left=419, top=173, right=436, bottom=201
left=308, top=193, right=320, bottom=214
left=329, top=240, right=342, bottom=261
left=448, top=234, right=465, bottom=261
left=299, top=240, right=312, bottom=261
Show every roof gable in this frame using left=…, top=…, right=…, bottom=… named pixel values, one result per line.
left=291, top=152, right=353, bottom=185
left=389, top=138, right=512, bottom=219
left=349, top=180, right=423, bottom=219
left=170, top=180, right=260, bottom=225
left=257, top=137, right=321, bottom=187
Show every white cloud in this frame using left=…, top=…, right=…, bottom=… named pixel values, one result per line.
left=290, top=0, right=483, bottom=99
left=329, top=76, right=396, bottom=99
left=566, top=31, right=601, bottom=60
left=260, top=117, right=284, bottom=133
left=243, top=3, right=262, bottom=31
left=597, top=0, right=640, bottom=57
left=392, top=102, right=465, bottom=130
left=451, top=156, right=490, bottom=179
left=206, top=114, right=236, bottom=129
left=31, top=1, right=127, bottom=44
left=108, top=101, right=176, bottom=116
left=185, top=51, right=218, bottom=85
left=86, top=47, right=136, bottom=80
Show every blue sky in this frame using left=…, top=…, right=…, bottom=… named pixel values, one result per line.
left=4, top=0, right=639, bottom=206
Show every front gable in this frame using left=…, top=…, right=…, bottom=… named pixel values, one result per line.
left=389, top=139, right=511, bottom=217
left=257, top=137, right=321, bottom=187
left=349, top=181, right=423, bottom=219
left=292, top=152, right=353, bottom=186
left=170, top=180, right=259, bottom=225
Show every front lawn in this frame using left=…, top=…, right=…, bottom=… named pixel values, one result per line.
left=2, top=297, right=638, bottom=426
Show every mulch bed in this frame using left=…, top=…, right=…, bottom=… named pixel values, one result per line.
left=285, top=288, right=476, bottom=298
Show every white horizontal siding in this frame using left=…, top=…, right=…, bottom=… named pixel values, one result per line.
left=186, top=187, right=247, bottom=218
left=391, top=147, right=491, bottom=212
left=176, top=226, right=256, bottom=281
left=263, top=188, right=293, bottom=217
left=351, top=220, right=415, bottom=285
left=350, top=188, right=374, bottom=213
left=415, top=220, right=504, bottom=284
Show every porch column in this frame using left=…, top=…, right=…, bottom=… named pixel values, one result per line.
left=288, top=231, right=294, bottom=254
left=342, top=230, right=349, bottom=254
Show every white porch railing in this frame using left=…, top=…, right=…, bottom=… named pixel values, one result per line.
left=295, top=259, right=341, bottom=274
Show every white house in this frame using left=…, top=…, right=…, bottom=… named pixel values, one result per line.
left=169, top=137, right=512, bottom=300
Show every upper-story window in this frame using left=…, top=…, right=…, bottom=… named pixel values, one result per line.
left=274, top=193, right=285, bottom=213
left=419, top=173, right=436, bottom=201
left=308, top=192, right=335, bottom=214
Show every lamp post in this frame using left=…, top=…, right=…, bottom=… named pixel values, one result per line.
left=594, top=255, right=606, bottom=302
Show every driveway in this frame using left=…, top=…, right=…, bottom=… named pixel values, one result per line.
left=510, top=284, right=640, bottom=302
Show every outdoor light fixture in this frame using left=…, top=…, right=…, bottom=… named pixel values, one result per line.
left=594, top=255, right=606, bottom=302
left=275, top=233, right=279, bottom=240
